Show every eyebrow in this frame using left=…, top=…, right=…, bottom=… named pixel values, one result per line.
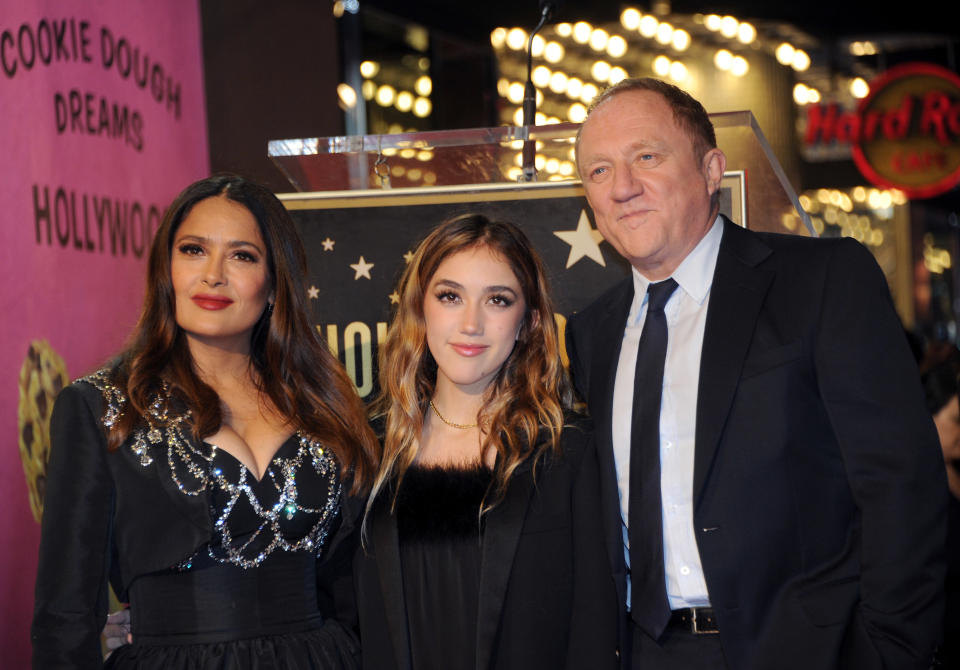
left=433, top=278, right=519, bottom=296
left=174, top=234, right=264, bottom=254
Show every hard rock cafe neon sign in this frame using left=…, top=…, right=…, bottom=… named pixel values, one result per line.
left=803, top=63, right=960, bottom=199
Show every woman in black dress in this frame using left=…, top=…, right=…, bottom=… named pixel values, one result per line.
left=356, top=214, right=619, bottom=670
left=32, top=175, right=378, bottom=669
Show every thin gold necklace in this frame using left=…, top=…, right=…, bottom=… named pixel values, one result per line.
left=429, top=400, right=478, bottom=429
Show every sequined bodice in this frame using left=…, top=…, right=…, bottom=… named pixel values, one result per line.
left=80, top=368, right=342, bottom=570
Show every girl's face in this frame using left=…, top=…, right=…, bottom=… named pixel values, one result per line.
left=423, top=246, right=526, bottom=396
left=171, top=196, right=273, bottom=353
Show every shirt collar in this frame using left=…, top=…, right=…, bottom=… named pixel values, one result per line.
left=628, top=215, right=724, bottom=323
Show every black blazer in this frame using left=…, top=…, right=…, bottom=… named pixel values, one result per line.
left=31, top=378, right=360, bottom=668
left=567, top=218, right=948, bottom=670
left=352, top=416, right=620, bottom=670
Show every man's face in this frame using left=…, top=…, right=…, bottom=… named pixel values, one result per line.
left=577, top=89, right=725, bottom=280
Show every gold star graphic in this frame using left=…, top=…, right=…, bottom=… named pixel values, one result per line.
left=350, top=256, right=374, bottom=280
left=553, top=210, right=606, bottom=268
left=321, top=238, right=335, bottom=251
left=403, top=250, right=414, bottom=263
left=389, top=291, right=400, bottom=304
left=308, top=285, right=320, bottom=299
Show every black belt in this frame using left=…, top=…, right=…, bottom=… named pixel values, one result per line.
left=668, top=607, right=719, bottom=634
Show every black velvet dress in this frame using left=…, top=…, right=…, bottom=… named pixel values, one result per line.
left=32, top=370, right=359, bottom=669
left=395, top=464, right=492, bottom=670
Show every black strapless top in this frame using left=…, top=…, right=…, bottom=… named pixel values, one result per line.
left=396, top=464, right=493, bottom=670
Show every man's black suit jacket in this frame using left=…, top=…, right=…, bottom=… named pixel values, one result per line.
left=566, top=218, right=947, bottom=670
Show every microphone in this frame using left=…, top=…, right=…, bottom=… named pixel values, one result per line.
left=520, top=0, right=562, bottom=182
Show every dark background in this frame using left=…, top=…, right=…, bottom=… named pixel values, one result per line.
left=199, top=0, right=956, bottom=193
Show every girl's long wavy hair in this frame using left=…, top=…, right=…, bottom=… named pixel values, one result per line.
left=369, top=213, right=570, bottom=515
left=106, top=175, right=378, bottom=494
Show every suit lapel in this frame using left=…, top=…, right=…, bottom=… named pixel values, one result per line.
left=371, top=495, right=412, bottom=670
left=475, top=462, right=535, bottom=670
left=694, top=220, right=773, bottom=501
left=586, top=283, right=633, bottom=607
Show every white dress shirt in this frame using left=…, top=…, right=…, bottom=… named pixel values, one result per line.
left=611, top=216, right=723, bottom=610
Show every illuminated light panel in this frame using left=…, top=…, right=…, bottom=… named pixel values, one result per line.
left=337, top=83, right=357, bottom=108
left=737, top=22, right=756, bottom=44
left=531, top=34, right=546, bottom=57
left=793, top=83, right=810, bottom=105
left=490, top=28, right=507, bottom=49
left=573, top=21, right=592, bottom=44
left=705, top=14, right=722, bottom=31
left=395, top=90, right=414, bottom=112
left=655, top=22, right=674, bottom=45
left=609, top=66, right=628, bottom=84
left=731, top=55, right=749, bottom=77
left=591, top=60, right=612, bottom=82
left=361, top=80, right=376, bottom=100
left=415, top=75, right=432, bottom=96
left=556, top=22, right=572, bottom=37
left=776, top=42, right=795, bottom=65
left=621, top=7, right=641, bottom=30
left=506, top=28, right=527, bottom=50
left=549, top=70, right=569, bottom=94
left=507, top=82, right=525, bottom=104
left=669, top=61, right=688, bottom=82
left=375, top=85, right=396, bottom=106
left=639, top=15, right=658, bottom=38
left=581, top=82, right=599, bottom=103
left=807, top=87, right=820, bottom=103
left=513, top=108, right=525, bottom=125
left=568, top=102, right=587, bottom=123
left=413, top=97, right=432, bottom=117
left=589, top=28, right=609, bottom=51
left=720, top=15, right=738, bottom=38
left=850, top=77, right=869, bottom=98
left=532, top=65, right=552, bottom=88
left=714, top=49, right=733, bottom=71
left=566, top=77, right=584, bottom=98
left=360, top=60, right=379, bottom=78
left=792, top=49, right=810, bottom=71
left=607, top=35, right=628, bottom=58
left=416, top=150, right=433, bottom=161
left=545, top=157, right=560, bottom=173
left=544, top=41, right=565, bottom=63
left=653, top=55, right=672, bottom=76
left=671, top=29, right=691, bottom=51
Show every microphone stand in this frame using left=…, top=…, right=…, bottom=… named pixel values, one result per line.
left=520, top=2, right=555, bottom=182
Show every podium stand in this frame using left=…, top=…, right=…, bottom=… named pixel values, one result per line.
left=268, top=116, right=809, bottom=397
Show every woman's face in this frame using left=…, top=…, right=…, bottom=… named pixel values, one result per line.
left=423, top=246, right=526, bottom=396
left=170, top=195, right=273, bottom=353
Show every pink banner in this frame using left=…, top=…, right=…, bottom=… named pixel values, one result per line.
left=0, top=1, right=209, bottom=663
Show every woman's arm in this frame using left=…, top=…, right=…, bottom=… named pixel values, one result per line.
left=314, top=494, right=364, bottom=669
left=32, top=384, right=114, bottom=669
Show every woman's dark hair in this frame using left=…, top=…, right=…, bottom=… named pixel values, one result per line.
left=108, top=174, right=378, bottom=493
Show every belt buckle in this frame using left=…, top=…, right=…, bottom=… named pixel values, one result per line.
left=690, top=608, right=719, bottom=635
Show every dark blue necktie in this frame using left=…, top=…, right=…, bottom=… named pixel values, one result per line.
left=628, top=277, right=678, bottom=639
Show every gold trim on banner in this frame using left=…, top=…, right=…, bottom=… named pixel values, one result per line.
left=278, top=181, right=586, bottom=210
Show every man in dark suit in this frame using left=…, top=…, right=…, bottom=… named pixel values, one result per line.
left=566, top=77, right=947, bottom=670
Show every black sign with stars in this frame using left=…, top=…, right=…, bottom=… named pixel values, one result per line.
left=283, top=182, right=633, bottom=398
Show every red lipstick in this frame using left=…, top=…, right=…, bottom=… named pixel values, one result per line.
left=192, top=294, right=233, bottom=310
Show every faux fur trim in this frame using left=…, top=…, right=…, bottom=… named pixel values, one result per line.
left=396, top=464, right=492, bottom=541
